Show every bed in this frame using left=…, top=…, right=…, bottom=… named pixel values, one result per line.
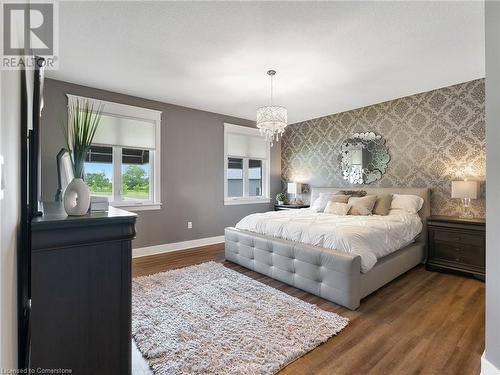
left=224, top=187, right=430, bottom=310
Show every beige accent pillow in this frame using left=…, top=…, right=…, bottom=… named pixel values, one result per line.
left=348, top=195, right=378, bottom=216
left=324, top=202, right=351, bottom=215
left=329, top=194, right=350, bottom=204
left=372, top=194, right=393, bottom=216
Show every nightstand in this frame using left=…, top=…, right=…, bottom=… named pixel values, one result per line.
left=274, top=204, right=310, bottom=211
left=427, top=215, right=485, bottom=280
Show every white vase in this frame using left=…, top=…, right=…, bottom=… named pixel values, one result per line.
left=63, top=178, right=91, bottom=216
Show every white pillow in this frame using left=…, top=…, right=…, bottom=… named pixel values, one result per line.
left=324, top=202, right=351, bottom=215
left=390, top=194, right=424, bottom=214
left=310, top=193, right=336, bottom=212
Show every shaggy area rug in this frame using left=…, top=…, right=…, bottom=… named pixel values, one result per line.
left=132, top=261, right=349, bottom=375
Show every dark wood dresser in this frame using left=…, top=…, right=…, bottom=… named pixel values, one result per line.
left=30, top=202, right=137, bottom=374
left=427, top=215, right=485, bottom=280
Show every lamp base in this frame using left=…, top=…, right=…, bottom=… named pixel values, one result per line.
left=460, top=199, right=474, bottom=219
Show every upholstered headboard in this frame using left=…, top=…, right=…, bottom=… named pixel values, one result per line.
left=310, top=187, right=431, bottom=242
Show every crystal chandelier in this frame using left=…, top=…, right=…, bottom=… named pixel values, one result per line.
left=256, top=70, right=288, bottom=146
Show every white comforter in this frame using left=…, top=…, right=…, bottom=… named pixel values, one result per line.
left=235, top=209, right=423, bottom=273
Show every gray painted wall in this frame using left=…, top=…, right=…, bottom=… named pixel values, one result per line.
left=485, top=1, right=500, bottom=370
left=0, top=70, right=20, bottom=369
left=40, top=79, right=281, bottom=248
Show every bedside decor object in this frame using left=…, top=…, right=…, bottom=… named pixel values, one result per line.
left=62, top=98, right=103, bottom=216
left=287, top=182, right=302, bottom=204
left=256, top=70, right=287, bottom=146
left=451, top=180, right=478, bottom=218
left=427, top=215, right=485, bottom=280
left=276, top=192, right=288, bottom=205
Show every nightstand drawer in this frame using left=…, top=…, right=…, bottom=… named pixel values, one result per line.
left=433, top=241, right=485, bottom=267
left=433, top=230, right=483, bottom=247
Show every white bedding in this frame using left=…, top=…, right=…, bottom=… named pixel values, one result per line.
left=235, top=209, right=423, bottom=273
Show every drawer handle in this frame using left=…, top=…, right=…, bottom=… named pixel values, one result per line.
left=455, top=247, right=461, bottom=252
left=455, top=257, right=461, bottom=262
left=455, top=237, right=461, bottom=241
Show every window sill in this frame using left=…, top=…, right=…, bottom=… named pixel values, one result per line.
left=110, top=202, right=162, bottom=212
left=224, top=198, right=271, bottom=206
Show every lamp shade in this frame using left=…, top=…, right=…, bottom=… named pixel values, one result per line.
left=451, top=181, right=478, bottom=199
left=287, top=182, right=301, bottom=195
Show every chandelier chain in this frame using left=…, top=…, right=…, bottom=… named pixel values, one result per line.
left=270, top=74, right=273, bottom=104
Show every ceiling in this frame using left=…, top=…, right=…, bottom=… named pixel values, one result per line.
left=48, top=1, right=485, bottom=124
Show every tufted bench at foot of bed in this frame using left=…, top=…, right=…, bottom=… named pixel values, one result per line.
left=224, top=227, right=362, bottom=310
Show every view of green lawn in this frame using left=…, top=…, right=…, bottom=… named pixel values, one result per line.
left=85, top=165, right=149, bottom=201
left=123, top=189, right=149, bottom=200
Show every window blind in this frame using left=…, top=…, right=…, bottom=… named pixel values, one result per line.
left=92, top=114, right=156, bottom=149
left=226, top=132, right=267, bottom=159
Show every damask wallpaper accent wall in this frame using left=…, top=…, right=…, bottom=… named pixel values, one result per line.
left=281, top=79, right=485, bottom=217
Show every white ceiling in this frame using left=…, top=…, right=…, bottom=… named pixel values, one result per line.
left=48, top=1, right=485, bottom=124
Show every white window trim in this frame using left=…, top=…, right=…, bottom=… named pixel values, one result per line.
left=67, top=94, right=162, bottom=211
left=224, top=123, right=270, bottom=205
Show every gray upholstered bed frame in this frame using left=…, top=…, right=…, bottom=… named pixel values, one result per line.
left=224, top=187, right=431, bottom=310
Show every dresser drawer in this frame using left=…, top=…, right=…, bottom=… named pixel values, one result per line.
left=433, top=241, right=485, bottom=267
left=432, top=230, right=483, bottom=247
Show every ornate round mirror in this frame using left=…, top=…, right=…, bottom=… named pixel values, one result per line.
left=338, top=132, right=390, bottom=184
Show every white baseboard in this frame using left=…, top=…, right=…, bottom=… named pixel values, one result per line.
left=482, top=352, right=500, bottom=374
left=133, top=235, right=225, bottom=258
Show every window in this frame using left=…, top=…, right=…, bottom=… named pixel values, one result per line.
left=122, top=148, right=151, bottom=201
left=224, top=123, right=270, bottom=204
left=84, top=146, right=113, bottom=198
left=227, top=158, right=243, bottom=197
left=248, top=159, right=262, bottom=196
left=69, top=94, right=162, bottom=211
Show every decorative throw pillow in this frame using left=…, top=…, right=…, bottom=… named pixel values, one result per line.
left=324, top=202, right=351, bottom=215
left=330, top=195, right=350, bottom=203
left=372, top=194, right=393, bottom=216
left=348, top=195, right=378, bottom=216
left=390, top=194, right=424, bottom=214
left=337, top=190, right=367, bottom=197
left=310, top=193, right=334, bottom=212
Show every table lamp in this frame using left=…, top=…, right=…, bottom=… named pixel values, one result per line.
left=287, top=182, right=302, bottom=205
left=451, top=180, right=478, bottom=218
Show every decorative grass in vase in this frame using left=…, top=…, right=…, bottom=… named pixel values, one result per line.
left=62, top=98, right=104, bottom=179
left=61, top=98, right=103, bottom=215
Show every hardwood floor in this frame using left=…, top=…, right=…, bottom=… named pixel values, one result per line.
left=132, top=244, right=485, bottom=375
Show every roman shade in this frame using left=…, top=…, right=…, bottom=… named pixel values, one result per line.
left=226, top=132, right=268, bottom=159
left=92, top=114, right=156, bottom=149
